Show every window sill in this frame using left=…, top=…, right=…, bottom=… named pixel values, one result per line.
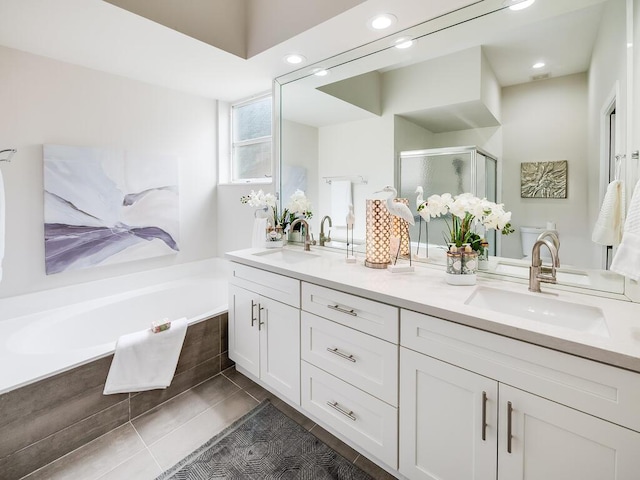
left=218, top=179, right=273, bottom=187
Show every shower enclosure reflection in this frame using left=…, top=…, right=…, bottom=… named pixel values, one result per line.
left=398, top=146, right=498, bottom=258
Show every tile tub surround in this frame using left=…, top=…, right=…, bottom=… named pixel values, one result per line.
left=0, top=313, right=231, bottom=480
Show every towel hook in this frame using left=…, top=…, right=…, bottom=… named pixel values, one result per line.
left=0, top=149, right=17, bottom=162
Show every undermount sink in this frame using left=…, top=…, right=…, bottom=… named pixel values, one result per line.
left=464, top=286, right=609, bottom=338
left=495, top=262, right=590, bottom=286
left=252, top=248, right=320, bottom=264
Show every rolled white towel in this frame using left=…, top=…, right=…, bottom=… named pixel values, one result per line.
left=611, top=179, right=640, bottom=281
left=252, top=217, right=268, bottom=248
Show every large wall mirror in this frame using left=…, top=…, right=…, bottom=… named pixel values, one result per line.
left=276, top=0, right=636, bottom=296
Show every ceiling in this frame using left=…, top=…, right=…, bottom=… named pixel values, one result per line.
left=0, top=0, right=477, bottom=102
left=280, top=0, right=607, bottom=129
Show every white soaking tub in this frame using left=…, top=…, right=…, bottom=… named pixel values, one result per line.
left=0, top=258, right=229, bottom=394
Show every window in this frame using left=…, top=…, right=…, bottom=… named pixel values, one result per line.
left=231, top=94, right=272, bottom=182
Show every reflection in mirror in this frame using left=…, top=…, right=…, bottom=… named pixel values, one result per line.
left=277, top=0, right=628, bottom=295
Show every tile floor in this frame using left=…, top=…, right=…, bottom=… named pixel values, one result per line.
left=22, top=367, right=397, bottom=480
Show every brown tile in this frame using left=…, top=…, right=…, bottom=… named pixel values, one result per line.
left=221, top=366, right=255, bottom=389
left=148, top=390, right=258, bottom=470
left=98, top=449, right=162, bottom=480
left=132, top=374, right=240, bottom=445
left=220, top=313, right=228, bottom=353
left=273, top=400, right=316, bottom=431
left=220, top=351, right=234, bottom=371
left=0, top=355, right=117, bottom=430
left=1, top=400, right=129, bottom=480
left=243, top=381, right=281, bottom=404
left=175, top=316, right=220, bottom=375
left=354, top=455, right=399, bottom=479
left=130, top=355, right=221, bottom=418
left=0, top=382, right=127, bottom=459
left=23, top=423, right=145, bottom=480
left=309, top=425, right=359, bottom=463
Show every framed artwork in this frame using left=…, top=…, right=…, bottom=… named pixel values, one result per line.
left=44, top=144, right=180, bottom=274
left=521, top=160, right=568, bottom=198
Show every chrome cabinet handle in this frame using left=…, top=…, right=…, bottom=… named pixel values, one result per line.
left=481, top=391, right=487, bottom=441
left=507, top=401, right=513, bottom=453
left=327, top=304, right=357, bottom=316
left=327, top=401, right=356, bottom=421
left=251, top=300, right=257, bottom=327
left=327, top=347, right=356, bottom=363
left=258, top=304, right=265, bottom=330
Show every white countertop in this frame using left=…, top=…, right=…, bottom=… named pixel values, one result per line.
left=226, top=246, right=640, bottom=374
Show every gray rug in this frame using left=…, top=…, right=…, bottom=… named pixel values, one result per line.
left=156, top=400, right=375, bottom=479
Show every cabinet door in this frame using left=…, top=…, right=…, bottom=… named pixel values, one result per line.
left=259, top=296, right=301, bottom=404
left=228, top=285, right=260, bottom=378
left=498, top=384, right=640, bottom=480
left=399, top=348, right=498, bottom=480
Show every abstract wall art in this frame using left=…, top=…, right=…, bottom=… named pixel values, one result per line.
left=520, top=160, right=568, bottom=199
left=44, top=144, right=180, bottom=274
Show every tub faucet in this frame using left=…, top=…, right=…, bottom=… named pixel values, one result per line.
left=536, top=230, right=560, bottom=264
left=529, top=239, right=560, bottom=293
left=319, top=215, right=332, bottom=246
left=290, top=218, right=312, bottom=251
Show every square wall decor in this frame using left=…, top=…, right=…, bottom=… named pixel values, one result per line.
left=44, top=144, right=180, bottom=275
left=520, top=160, right=567, bottom=199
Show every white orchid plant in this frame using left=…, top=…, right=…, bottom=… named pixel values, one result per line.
left=417, top=192, right=514, bottom=251
left=241, top=189, right=312, bottom=233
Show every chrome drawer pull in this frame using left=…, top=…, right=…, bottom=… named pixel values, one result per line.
left=507, top=401, right=513, bottom=453
left=327, top=347, right=356, bottom=363
left=251, top=300, right=257, bottom=327
left=481, top=391, right=487, bottom=441
left=327, top=401, right=357, bottom=421
left=327, top=304, right=357, bottom=316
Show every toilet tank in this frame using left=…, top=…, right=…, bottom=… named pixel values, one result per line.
left=521, top=226, right=558, bottom=260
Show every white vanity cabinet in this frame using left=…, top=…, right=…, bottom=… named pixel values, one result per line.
left=300, top=282, right=400, bottom=468
left=400, top=310, right=640, bottom=480
left=228, top=264, right=301, bottom=404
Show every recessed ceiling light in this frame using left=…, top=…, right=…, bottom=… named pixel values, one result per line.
left=284, top=54, right=306, bottom=65
left=312, top=68, right=329, bottom=77
left=506, top=0, right=535, bottom=11
left=368, top=13, right=397, bottom=30
left=532, top=62, right=545, bottom=69
left=394, top=37, right=414, bottom=49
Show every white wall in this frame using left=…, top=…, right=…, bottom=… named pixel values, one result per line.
left=318, top=115, right=394, bottom=240
left=501, top=73, right=589, bottom=267
left=0, top=46, right=217, bottom=298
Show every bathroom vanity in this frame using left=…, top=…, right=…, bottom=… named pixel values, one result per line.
left=227, top=246, right=640, bottom=480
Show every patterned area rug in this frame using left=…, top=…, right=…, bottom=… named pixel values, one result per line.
left=156, top=400, right=374, bottom=479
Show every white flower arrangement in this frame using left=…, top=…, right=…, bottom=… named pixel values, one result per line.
left=418, top=192, right=514, bottom=249
left=241, top=188, right=313, bottom=234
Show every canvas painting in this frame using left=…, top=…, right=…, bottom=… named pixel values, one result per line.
left=520, top=160, right=568, bottom=198
left=44, top=144, right=180, bottom=274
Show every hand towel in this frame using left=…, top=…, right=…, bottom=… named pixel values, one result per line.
left=0, top=169, right=5, bottom=282
left=252, top=217, right=268, bottom=248
left=331, top=180, right=352, bottom=227
left=103, top=317, right=188, bottom=394
left=592, top=180, right=625, bottom=245
left=611, top=179, right=640, bottom=281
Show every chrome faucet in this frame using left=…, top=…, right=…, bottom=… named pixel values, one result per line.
left=289, top=218, right=312, bottom=251
left=529, top=239, right=560, bottom=293
left=319, top=215, right=332, bottom=246
left=536, top=230, right=560, bottom=264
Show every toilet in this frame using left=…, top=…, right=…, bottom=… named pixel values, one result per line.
left=521, top=226, right=558, bottom=262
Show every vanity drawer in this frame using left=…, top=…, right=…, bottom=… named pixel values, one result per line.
left=301, top=311, right=398, bottom=406
left=401, top=309, right=640, bottom=432
left=301, top=361, right=398, bottom=468
left=302, top=282, right=399, bottom=342
left=229, top=263, right=300, bottom=308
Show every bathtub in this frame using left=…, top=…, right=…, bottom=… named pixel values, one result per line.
left=0, top=258, right=230, bottom=395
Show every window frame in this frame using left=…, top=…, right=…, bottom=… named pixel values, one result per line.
left=229, top=93, right=273, bottom=184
